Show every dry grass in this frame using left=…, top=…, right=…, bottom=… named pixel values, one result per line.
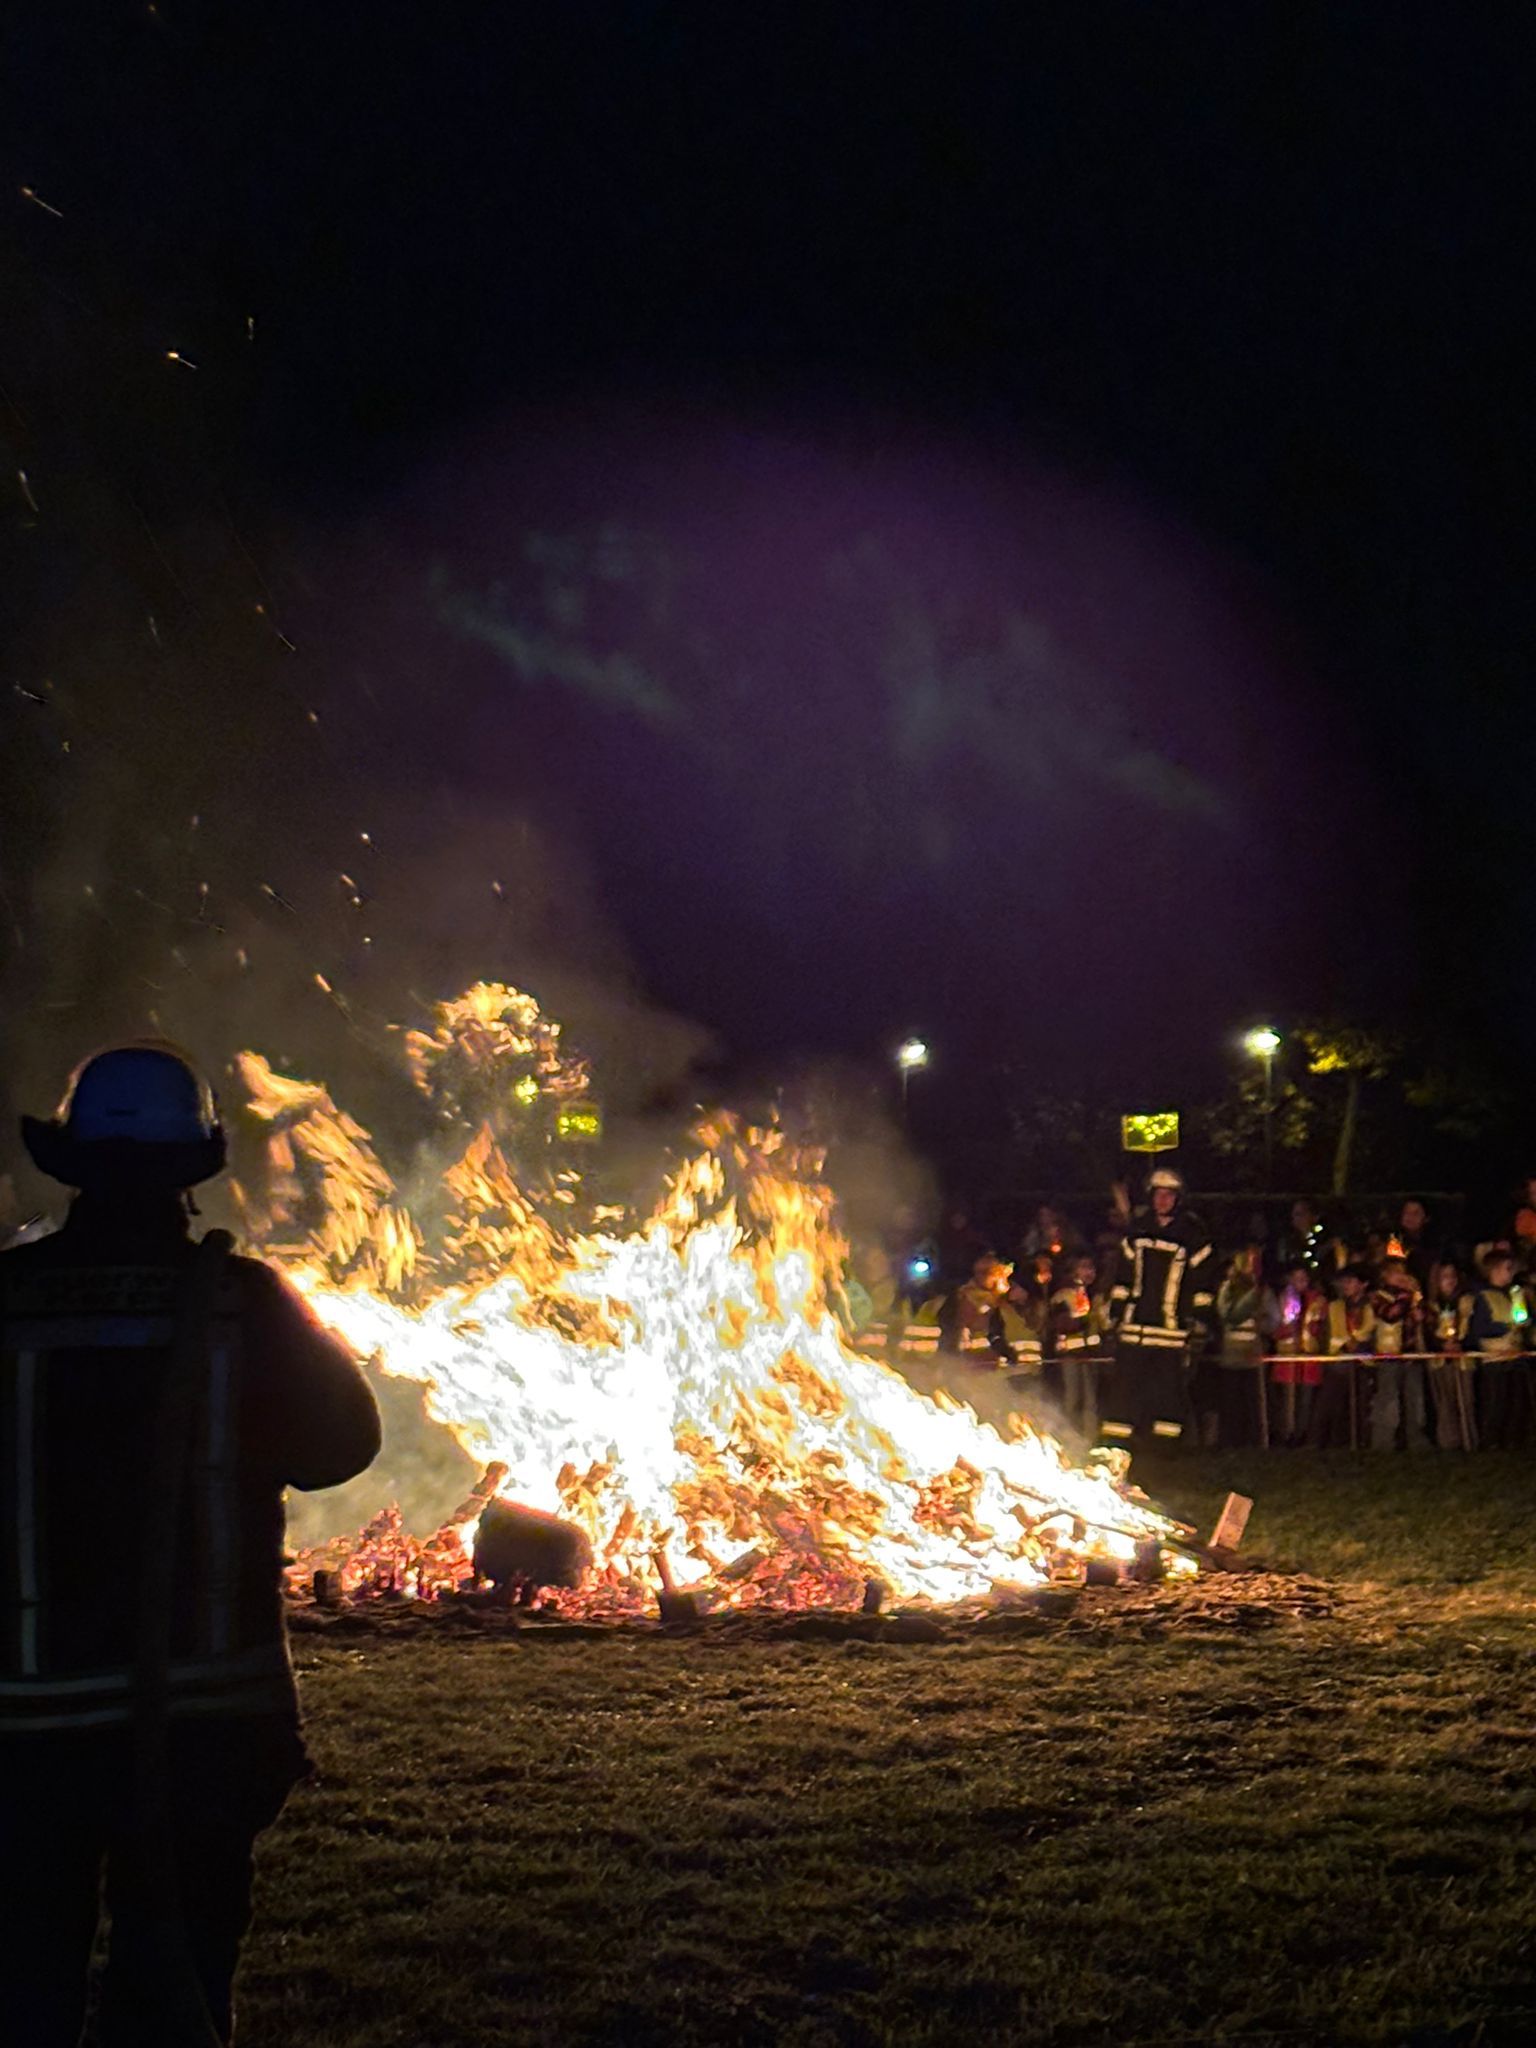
left=240, top=1454, right=1536, bottom=2047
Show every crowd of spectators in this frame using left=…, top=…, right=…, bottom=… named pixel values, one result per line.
left=844, top=1178, right=1536, bottom=1453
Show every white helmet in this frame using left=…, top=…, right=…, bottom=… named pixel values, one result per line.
left=1147, top=1166, right=1185, bottom=1193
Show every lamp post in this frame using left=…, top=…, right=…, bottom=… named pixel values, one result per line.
left=1243, top=1027, right=1282, bottom=1189
left=896, top=1036, right=929, bottom=1120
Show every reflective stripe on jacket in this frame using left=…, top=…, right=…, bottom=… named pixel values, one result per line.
left=1109, top=1209, right=1214, bottom=1349
left=1, top=1209, right=380, bottom=1733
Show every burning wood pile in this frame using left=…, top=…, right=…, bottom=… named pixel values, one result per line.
left=254, top=984, right=1198, bottom=1619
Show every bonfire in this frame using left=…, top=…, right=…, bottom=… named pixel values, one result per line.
left=236, top=984, right=1190, bottom=1615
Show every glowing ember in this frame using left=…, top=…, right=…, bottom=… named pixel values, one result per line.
left=240, top=986, right=1190, bottom=1612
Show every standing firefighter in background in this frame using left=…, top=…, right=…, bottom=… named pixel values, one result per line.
left=1103, top=1166, right=1216, bottom=1444
left=0, top=1045, right=381, bottom=2047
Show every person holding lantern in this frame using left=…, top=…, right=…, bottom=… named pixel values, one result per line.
left=1311, top=1263, right=1377, bottom=1448
left=1212, top=1244, right=1277, bottom=1448
left=1466, top=1248, right=1533, bottom=1447
left=1423, top=1259, right=1476, bottom=1449
left=1050, top=1252, right=1110, bottom=1438
left=1270, top=1258, right=1328, bottom=1445
left=1369, top=1253, right=1428, bottom=1451
left=916, top=1253, right=1016, bottom=1365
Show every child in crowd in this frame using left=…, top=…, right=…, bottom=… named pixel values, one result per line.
left=1466, top=1249, right=1532, bottom=1448
left=1369, top=1253, right=1427, bottom=1451
left=919, top=1255, right=1014, bottom=1362
left=1213, top=1244, right=1275, bottom=1448
left=1050, top=1252, right=1108, bottom=1439
left=1270, top=1259, right=1328, bottom=1445
left=1422, top=1260, right=1475, bottom=1449
left=1312, top=1264, right=1376, bottom=1447
left=839, top=1243, right=901, bottom=1341
left=1001, top=1270, right=1049, bottom=1377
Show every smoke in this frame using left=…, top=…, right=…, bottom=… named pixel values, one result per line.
left=768, top=1055, right=936, bottom=1253
left=1, top=751, right=718, bottom=1218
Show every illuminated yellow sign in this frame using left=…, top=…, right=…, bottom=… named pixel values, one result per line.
left=1120, top=1112, right=1179, bottom=1154
left=556, top=1107, right=604, bottom=1144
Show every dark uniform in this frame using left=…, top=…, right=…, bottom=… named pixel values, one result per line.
left=1104, top=1202, right=1216, bottom=1442
left=0, top=1195, right=380, bottom=2046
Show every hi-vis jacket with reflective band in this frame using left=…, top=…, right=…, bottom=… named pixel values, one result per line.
left=1050, top=1284, right=1109, bottom=1354
left=1108, top=1209, right=1216, bottom=1350
left=1465, top=1284, right=1531, bottom=1359
left=1326, top=1297, right=1376, bottom=1356
left=0, top=1212, right=380, bottom=1735
left=1369, top=1282, right=1422, bottom=1357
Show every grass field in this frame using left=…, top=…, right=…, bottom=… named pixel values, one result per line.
left=243, top=1453, right=1536, bottom=2047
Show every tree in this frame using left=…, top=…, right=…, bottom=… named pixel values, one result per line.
left=1197, top=1069, right=1317, bottom=1188
left=1294, top=1025, right=1401, bottom=1195
left=999, top=1086, right=1124, bottom=1192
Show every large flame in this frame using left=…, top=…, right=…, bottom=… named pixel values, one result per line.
left=238, top=986, right=1187, bottom=1611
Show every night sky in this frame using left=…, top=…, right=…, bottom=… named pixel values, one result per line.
left=3, top=5, right=1531, bottom=1182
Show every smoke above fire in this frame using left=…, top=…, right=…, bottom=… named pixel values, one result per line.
left=1, top=396, right=1363, bottom=1190
left=246, top=983, right=1184, bottom=1612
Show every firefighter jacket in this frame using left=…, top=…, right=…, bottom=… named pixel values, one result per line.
left=1108, top=1208, right=1216, bottom=1351
left=999, top=1292, right=1045, bottom=1371
left=847, top=1278, right=939, bottom=1362
left=0, top=1200, right=380, bottom=1735
left=858, top=1314, right=941, bottom=1361
left=916, top=1282, right=1012, bottom=1361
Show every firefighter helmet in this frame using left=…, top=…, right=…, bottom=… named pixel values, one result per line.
left=21, top=1042, right=227, bottom=1190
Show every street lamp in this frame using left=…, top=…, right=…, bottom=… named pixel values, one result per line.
left=1243, top=1027, right=1282, bottom=1188
left=896, top=1036, right=929, bottom=1118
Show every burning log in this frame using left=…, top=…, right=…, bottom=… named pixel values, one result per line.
left=653, top=1547, right=703, bottom=1627
left=473, top=1498, right=592, bottom=1604
left=449, top=1461, right=510, bottom=1524
left=715, top=1546, right=769, bottom=1583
